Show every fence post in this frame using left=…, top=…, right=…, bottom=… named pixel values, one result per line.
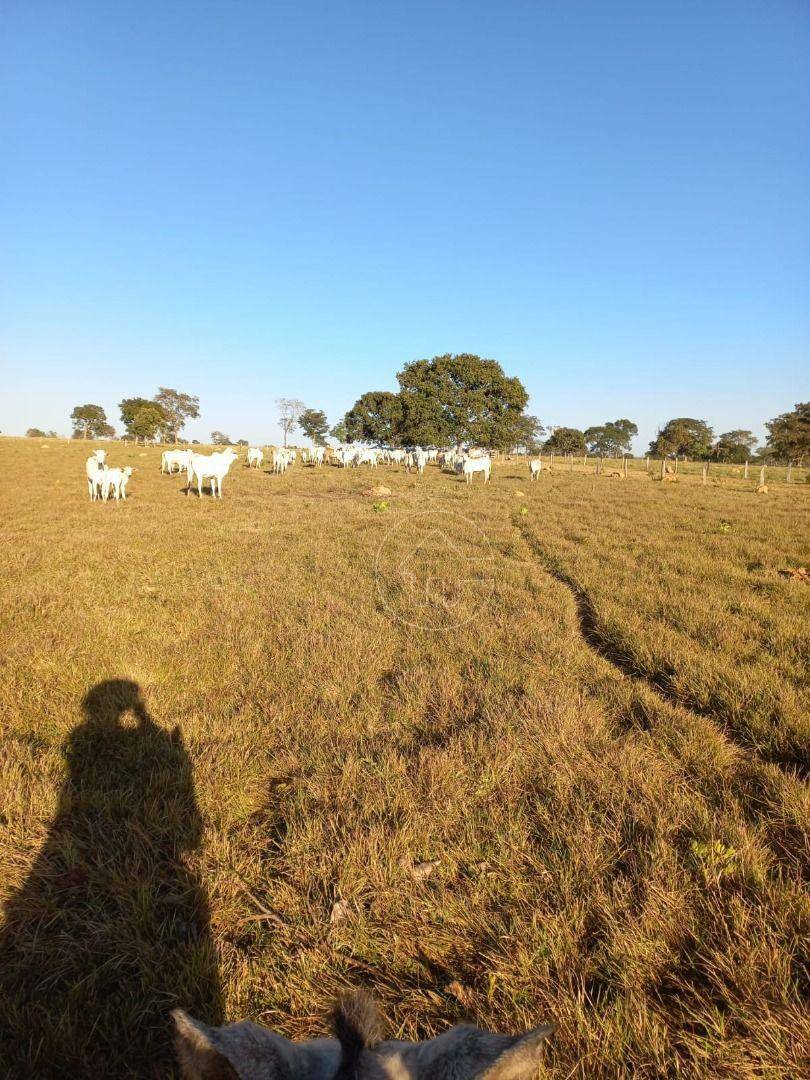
left=744, top=459, right=749, bottom=480
left=787, top=462, right=792, bottom=484
left=550, top=452, right=554, bottom=469
left=623, top=455, right=628, bottom=479
left=660, top=457, right=666, bottom=480
left=584, top=453, right=588, bottom=469
left=570, top=454, right=574, bottom=473
left=759, top=465, right=766, bottom=487
left=674, top=456, right=679, bottom=475
left=645, top=455, right=650, bottom=472
left=702, top=462, right=708, bottom=486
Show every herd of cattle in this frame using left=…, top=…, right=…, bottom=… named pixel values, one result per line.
left=84, top=443, right=499, bottom=502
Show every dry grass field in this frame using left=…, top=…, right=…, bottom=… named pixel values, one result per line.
left=0, top=437, right=808, bottom=1078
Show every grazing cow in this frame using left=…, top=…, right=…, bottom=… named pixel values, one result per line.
left=161, top=449, right=191, bottom=475
left=247, top=447, right=264, bottom=469
left=100, top=466, right=133, bottom=502
left=173, top=991, right=552, bottom=1080
left=186, top=449, right=238, bottom=498
left=529, top=458, right=542, bottom=481
left=413, top=448, right=428, bottom=475
left=458, top=455, right=491, bottom=484
left=311, top=446, right=326, bottom=466
left=85, top=451, right=106, bottom=500
left=272, top=448, right=290, bottom=474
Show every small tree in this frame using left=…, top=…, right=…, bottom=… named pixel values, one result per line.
left=511, top=414, right=545, bottom=454
left=154, top=387, right=200, bottom=443
left=712, top=430, right=757, bottom=463
left=298, top=408, right=330, bottom=445
left=236, top=438, right=249, bottom=447
left=544, top=427, right=587, bottom=454
left=648, top=418, right=713, bottom=459
left=765, top=403, right=809, bottom=464
left=211, top=431, right=232, bottom=446
left=26, top=428, right=46, bottom=438
left=330, top=421, right=350, bottom=445
left=276, top=398, right=305, bottom=448
left=585, top=419, right=638, bottom=457
left=70, top=403, right=110, bottom=439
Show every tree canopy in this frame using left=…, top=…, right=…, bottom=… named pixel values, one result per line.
left=120, top=398, right=169, bottom=441
left=27, top=428, right=57, bottom=438
left=154, top=387, right=199, bottom=442
left=584, top=419, right=638, bottom=456
left=648, top=418, right=714, bottom=459
left=765, top=403, right=809, bottom=464
left=330, top=421, right=349, bottom=445
left=343, top=392, right=404, bottom=446
left=396, top=354, right=530, bottom=450
left=544, top=427, right=586, bottom=454
left=712, top=430, right=757, bottom=463
left=298, top=408, right=330, bottom=445
left=70, top=404, right=111, bottom=439
left=210, top=431, right=232, bottom=446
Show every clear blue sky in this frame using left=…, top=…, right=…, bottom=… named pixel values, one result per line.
left=2, top=1, right=808, bottom=448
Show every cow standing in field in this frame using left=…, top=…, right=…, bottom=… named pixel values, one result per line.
left=85, top=449, right=107, bottom=500
left=247, top=447, right=264, bottom=469
left=458, top=455, right=492, bottom=484
left=186, top=449, right=238, bottom=498
left=529, top=458, right=542, bottom=481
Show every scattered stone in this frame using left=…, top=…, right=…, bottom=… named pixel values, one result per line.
left=410, top=859, right=440, bottom=882
left=364, top=485, right=392, bottom=497
left=330, top=899, right=350, bottom=925
left=778, top=566, right=808, bottom=582
left=513, top=490, right=525, bottom=497
left=756, top=484, right=768, bottom=494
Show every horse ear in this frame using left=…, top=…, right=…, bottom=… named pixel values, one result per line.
left=172, top=1011, right=238, bottom=1079
left=480, top=1026, right=554, bottom=1079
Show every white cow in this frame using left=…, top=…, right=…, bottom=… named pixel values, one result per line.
left=458, top=455, right=492, bottom=484
left=86, top=450, right=107, bottom=500
left=247, top=447, right=264, bottom=469
left=311, top=446, right=326, bottom=466
left=413, top=449, right=428, bottom=475
left=272, top=448, right=290, bottom=474
left=162, top=449, right=191, bottom=475
left=529, top=458, right=542, bottom=481
left=100, top=465, right=133, bottom=502
left=187, top=449, right=238, bottom=498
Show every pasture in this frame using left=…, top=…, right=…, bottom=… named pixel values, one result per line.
left=0, top=437, right=807, bottom=1078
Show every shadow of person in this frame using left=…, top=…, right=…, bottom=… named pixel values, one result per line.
left=0, top=680, right=222, bottom=1078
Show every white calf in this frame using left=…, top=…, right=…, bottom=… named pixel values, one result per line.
left=529, top=458, right=542, bottom=481
left=100, top=466, right=133, bottom=502
left=187, top=449, right=238, bottom=497
left=86, top=453, right=105, bottom=500
left=162, top=449, right=191, bottom=474
left=247, top=447, right=264, bottom=469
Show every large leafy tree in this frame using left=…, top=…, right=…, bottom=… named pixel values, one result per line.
left=585, top=418, right=638, bottom=456
left=765, top=403, right=809, bottom=464
left=153, top=387, right=199, bottom=442
left=712, top=430, right=757, bottom=463
left=544, top=426, right=586, bottom=454
left=648, top=418, right=714, bottom=459
left=128, top=405, right=167, bottom=442
left=397, top=354, right=530, bottom=450
left=70, top=403, right=110, bottom=439
left=298, top=408, right=330, bottom=445
left=210, top=431, right=232, bottom=445
left=120, top=397, right=170, bottom=441
left=330, top=421, right=349, bottom=445
left=343, top=391, right=404, bottom=445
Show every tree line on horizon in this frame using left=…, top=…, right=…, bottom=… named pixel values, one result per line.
left=35, top=355, right=809, bottom=465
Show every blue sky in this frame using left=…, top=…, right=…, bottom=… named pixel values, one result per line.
left=1, top=1, right=808, bottom=448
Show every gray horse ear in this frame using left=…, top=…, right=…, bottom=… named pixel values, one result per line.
left=480, top=1026, right=555, bottom=1079
left=172, top=1011, right=239, bottom=1079
left=172, top=1010, right=292, bottom=1080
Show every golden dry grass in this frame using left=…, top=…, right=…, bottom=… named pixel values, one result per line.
left=0, top=438, right=807, bottom=1078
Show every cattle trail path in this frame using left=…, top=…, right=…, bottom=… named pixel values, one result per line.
left=512, top=515, right=808, bottom=786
